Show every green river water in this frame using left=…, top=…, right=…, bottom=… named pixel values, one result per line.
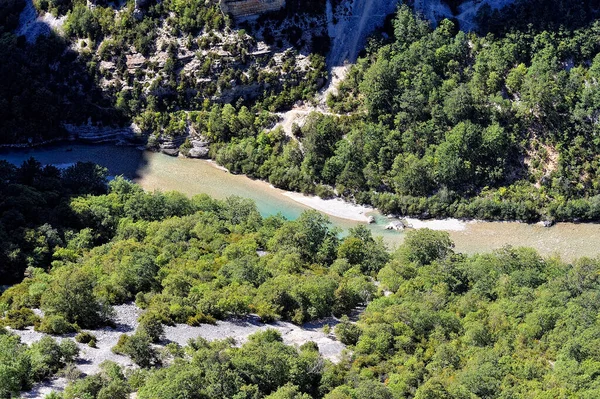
left=2, top=143, right=599, bottom=260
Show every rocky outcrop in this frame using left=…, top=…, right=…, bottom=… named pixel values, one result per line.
left=156, top=136, right=186, bottom=156
left=62, top=123, right=142, bottom=143
left=220, top=0, right=285, bottom=18
left=385, top=221, right=406, bottom=231
left=188, top=138, right=210, bottom=158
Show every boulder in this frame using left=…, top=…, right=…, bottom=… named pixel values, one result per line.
left=537, top=220, right=555, bottom=228
left=187, top=138, right=210, bottom=158
left=161, top=148, right=179, bottom=157
left=385, top=221, right=404, bottom=231
left=188, top=147, right=209, bottom=158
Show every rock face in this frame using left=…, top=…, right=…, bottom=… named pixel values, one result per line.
left=188, top=139, right=210, bottom=158
left=157, top=136, right=186, bottom=156
left=220, top=0, right=285, bottom=18
left=62, top=123, right=141, bottom=143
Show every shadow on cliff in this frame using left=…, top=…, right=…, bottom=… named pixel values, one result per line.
left=0, top=0, right=150, bottom=181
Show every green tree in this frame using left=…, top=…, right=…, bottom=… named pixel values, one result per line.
left=40, top=268, right=107, bottom=328
left=398, top=229, right=454, bottom=266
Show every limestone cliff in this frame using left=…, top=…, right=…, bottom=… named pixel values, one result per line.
left=220, top=0, right=286, bottom=18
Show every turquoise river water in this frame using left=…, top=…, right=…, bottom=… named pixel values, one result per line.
left=2, top=143, right=600, bottom=261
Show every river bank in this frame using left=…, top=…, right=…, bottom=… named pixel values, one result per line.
left=2, top=143, right=600, bottom=260
left=283, top=191, right=374, bottom=222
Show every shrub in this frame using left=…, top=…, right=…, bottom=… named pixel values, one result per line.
left=137, top=313, right=164, bottom=343
left=75, top=331, right=97, bottom=345
left=0, top=334, right=31, bottom=397
left=36, top=315, right=76, bottom=335
left=40, top=269, right=106, bottom=329
left=28, top=336, right=78, bottom=381
left=97, top=380, right=130, bottom=399
left=135, top=292, right=150, bottom=309
left=4, top=308, right=40, bottom=329
left=60, top=339, right=80, bottom=363
left=186, top=312, right=216, bottom=326
left=62, top=362, right=83, bottom=382
left=112, top=333, right=159, bottom=368
left=112, top=334, right=129, bottom=354
left=334, top=316, right=361, bottom=345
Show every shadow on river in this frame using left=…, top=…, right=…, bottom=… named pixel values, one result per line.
left=2, top=143, right=600, bottom=261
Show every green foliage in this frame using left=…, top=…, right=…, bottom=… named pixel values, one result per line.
left=36, top=315, right=77, bottom=335
left=0, top=334, right=31, bottom=398
left=264, top=383, right=312, bottom=399
left=334, top=316, right=361, bottom=346
left=28, top=336, right=79, bottom=381
left=0, top=160, right=108, bottom=285
left=2, top=308, right=40, bottom=329
left=75, top=331, right=97, bottom=345
left=4, top=177, right=600, bottom=399
left=398, top=229, right=454, bottom=266
left=137, top=312, right=164, bottom=343
left=40, top=268, right=106, bottom=329
left=134, top=329, right=323, bottom=399
left=63, top=361, right=130, bottom=399
left=64, top=4, right=99, bottom=39
left=112, top=332, right=159, bottom=368
left=318, top=4, right=600, bottom=222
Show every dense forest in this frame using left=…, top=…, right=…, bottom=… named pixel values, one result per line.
left=2, top=166, right=600, bottom=398
left=214, top=3, right=600, bottom=223
left=3, top=0, right=600, bottom=397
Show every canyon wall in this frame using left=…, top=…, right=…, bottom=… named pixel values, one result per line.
left=220, top=0, right=286, bottom=18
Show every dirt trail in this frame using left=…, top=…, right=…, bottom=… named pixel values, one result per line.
left=272, top=65, right=348, bottom=137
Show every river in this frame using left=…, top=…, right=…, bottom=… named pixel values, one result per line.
left=2, top=143, right=599, bottom=261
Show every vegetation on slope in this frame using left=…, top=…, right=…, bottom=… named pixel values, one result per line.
left=0, top=167, right=386, bottom=328
left=3, top=185, right=600, bottom=398
left=0, top=0, right=327, bottom=145
left=234, top=4, right=600, bottom=222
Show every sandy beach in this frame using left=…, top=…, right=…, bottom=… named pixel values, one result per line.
left=404, top=217, right=469, bottom=231
left=283, top=192, right=373, bottom=222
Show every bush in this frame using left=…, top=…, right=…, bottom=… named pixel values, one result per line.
left=137, top=313, right=164, bottom=343
left=40, top=268, right=107, bottom=329
left=334, top=316, right=361, bottom=345
left=59, top=339, right=80, bottom=363
left=186, top=312, right=216, bottom=326
left=28, top=336, right=79, bottom=381
left=3, top=308, right=40, bottom=329
left=36, top=315, right=76, bottom=335
left=0, top=334, right=31, bottom=397
left=112, top=333, right=159, bottom=368
left=75, top=331, right=97, bottom=345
